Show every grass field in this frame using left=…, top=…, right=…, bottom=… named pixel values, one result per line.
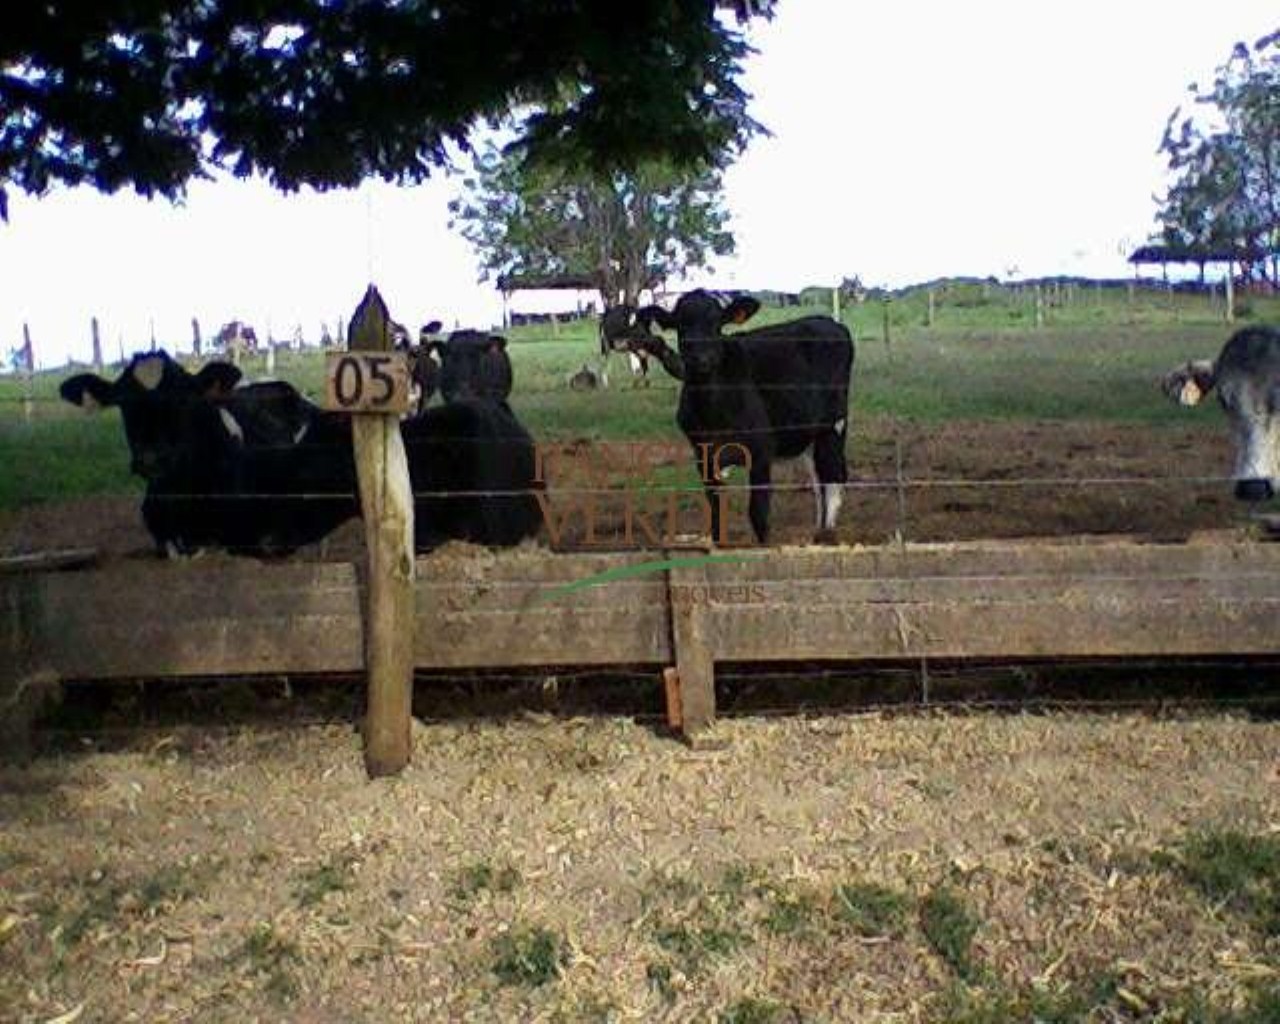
left=2, top=283, right=1275, bottom=513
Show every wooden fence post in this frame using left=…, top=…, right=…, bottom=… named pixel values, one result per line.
left=344, top=285, right=416, bottom=777
left=91, top=317, right=103, bottom=371
left=1225, top=261, right=1235, bottom=324
left=666, top=560, right=717, bottom=744
left=20, top=323, right=34, bottom=423
left=926, top=288, right=935, bottom=327
left=1034, top=284, right=1045, bottom=328
left=192, top=317, right=202, bottom=358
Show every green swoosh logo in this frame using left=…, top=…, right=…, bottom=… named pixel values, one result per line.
left=535, top=553, right=766, bottom=603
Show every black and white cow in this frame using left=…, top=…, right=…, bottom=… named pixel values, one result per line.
left=600, top=306, right=652, bottom=386
left=1162, top=325, right=1280, bottom=502
left=620, top=290, right=855, bottom=544
left=61, top=350, right=543, bottom=556
left=398, top=320, right=444, bottom=415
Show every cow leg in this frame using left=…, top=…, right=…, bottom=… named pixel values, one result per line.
left=812, top=426, right=847, bottom=544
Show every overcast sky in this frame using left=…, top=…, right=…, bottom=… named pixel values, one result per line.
left=2, top=1, right=1277, bottom=368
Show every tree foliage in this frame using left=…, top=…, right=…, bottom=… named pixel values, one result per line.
left=1156, top=29, right=1280, bottom=283
left=449, top=147, right=735, bottom=307
left=0, top=1, right=771, bottom=220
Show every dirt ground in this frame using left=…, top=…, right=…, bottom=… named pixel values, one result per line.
left=2, top=712, right=1279, bottom=1022
left=0, top=418, right=1250, bottom=560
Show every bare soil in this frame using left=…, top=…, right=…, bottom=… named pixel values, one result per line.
left=0, top=418, right=1249, bottom=561
left=2, top=713, right=1279, bottom=1022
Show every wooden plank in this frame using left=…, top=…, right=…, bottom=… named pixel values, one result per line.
left=0, top=549, right=100, bottom=575
left=4, top=539, right=1280, bottom=695
left=347, top=286, right=416, bottom=778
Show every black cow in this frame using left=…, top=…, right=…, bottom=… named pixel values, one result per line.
left=60, top=352, right=359, bottom=556
left=61, top=350, right=543, bottom=556
left=622, top=290, right=854, bottom=544
left=427, top=329, right=514, bottom=403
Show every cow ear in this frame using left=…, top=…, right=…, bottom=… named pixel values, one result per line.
left=487, top=336, right=508, bottom=353
left=723, top=296, right=761, bottom=326
left=60, top=374, right=117, bottom=411
left=422, top=320, right=443, bottom=335
left=194, top=362, right=242, bottom=398
left=1161, top=359, right=1216, bottom=407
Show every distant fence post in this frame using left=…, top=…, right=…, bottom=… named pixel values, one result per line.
left=337, top=285, right=416, bottom=778
left=1224, top=262, right=1235, bottom=324
left=91, top=317, right=103, bottom=372
left=192, top=317, right=202, bottom=358
left=20, top=323, right=34, bottom=423
left=1034, top=284, right=1045, bottom=328
left=926, top=288, right=935, bottom=328
left=832, top=286, right=841, bottom=323
left=881, top=297, right=892, bottom=351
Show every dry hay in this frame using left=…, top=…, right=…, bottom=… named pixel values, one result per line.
left=2, top=711, right=1279, bottom=1022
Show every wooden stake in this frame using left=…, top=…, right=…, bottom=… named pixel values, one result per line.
left=91, top=317, right=103, bottom=371
left=348, top=285, right=416, bottom=778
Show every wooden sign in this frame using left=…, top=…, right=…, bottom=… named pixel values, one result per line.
left=324, top=351, right=411, bottom=414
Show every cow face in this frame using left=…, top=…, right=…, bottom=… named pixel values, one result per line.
left=637, top=290, right=760, bottom=377
left=434, top=330, right=513, bottom=403
left=60, top=352, right=242, bottom=479
left=1163, top=326, right=1280, bottom=502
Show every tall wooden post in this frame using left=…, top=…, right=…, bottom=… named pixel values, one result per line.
left=926, top=289, right=935, bottom=328
left=1225, top=261, right=1235, bottom=324
left=345, top=286, right=416, bottom=777
left=881, top=297, right=891, bottom=351
left=192, top=317, right=202, bottom=358
left=832, top=286, right=841, bottom=323
left=91, top=317, right=103, bottom=371
left=1034, top=284, right=1045, bottom=328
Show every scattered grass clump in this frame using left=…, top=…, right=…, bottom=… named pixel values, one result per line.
left=1158, top=829, right=1280, bottom=935
left=491, top=926, right=564, bottom=987
left=920, top=886, right=981, bottom=981
left=719, top=996, right=787, bottom=1023
left=293, top=850, right=357, bottom=907
left=227, top=923, right=302, bottom=1001
left=833, top=881, right=910, bottom=938
left=451, top=859, right=522, bottom=903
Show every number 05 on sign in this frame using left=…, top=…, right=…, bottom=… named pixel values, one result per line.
left=325, top=352, right=412, bottom=414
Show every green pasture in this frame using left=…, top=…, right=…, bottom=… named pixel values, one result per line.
left=1, top=283, right=1274, bottom=510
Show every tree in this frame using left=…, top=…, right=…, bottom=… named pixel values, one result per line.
left=1156, top=29, right=1280, bottom=285
left=0, top=1, right=772, bottom=221
left=449, top=146, right=735, bottom=307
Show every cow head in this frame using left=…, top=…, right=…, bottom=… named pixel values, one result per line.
left=432, top=330, right=513, bottom=403
left=1163, top=326, right=1280, bottom=502
left=635, top=290, right=761, bottom=377
left=60, top=351, right=242, bottom=479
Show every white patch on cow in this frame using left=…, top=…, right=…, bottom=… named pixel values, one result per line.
left=164, top=541, right=182, bottom=559
left=835, top=418, right=847, bottom=435
left=1232, top=416, right=1280, bottom=486
left=821, top=483, right=844, bottom=530
left=1179, top=380, right=1204, bottom=407
left=293, top=422, right=310, bottom=443
left=132, top=355, right=166, bottom=391
left=218, top=407, right=245, bottom=443
left=628, top=352, right=642, bottom=375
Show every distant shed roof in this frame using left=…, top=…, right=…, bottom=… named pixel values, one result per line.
left=497, top=273, right=599, bottom=292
